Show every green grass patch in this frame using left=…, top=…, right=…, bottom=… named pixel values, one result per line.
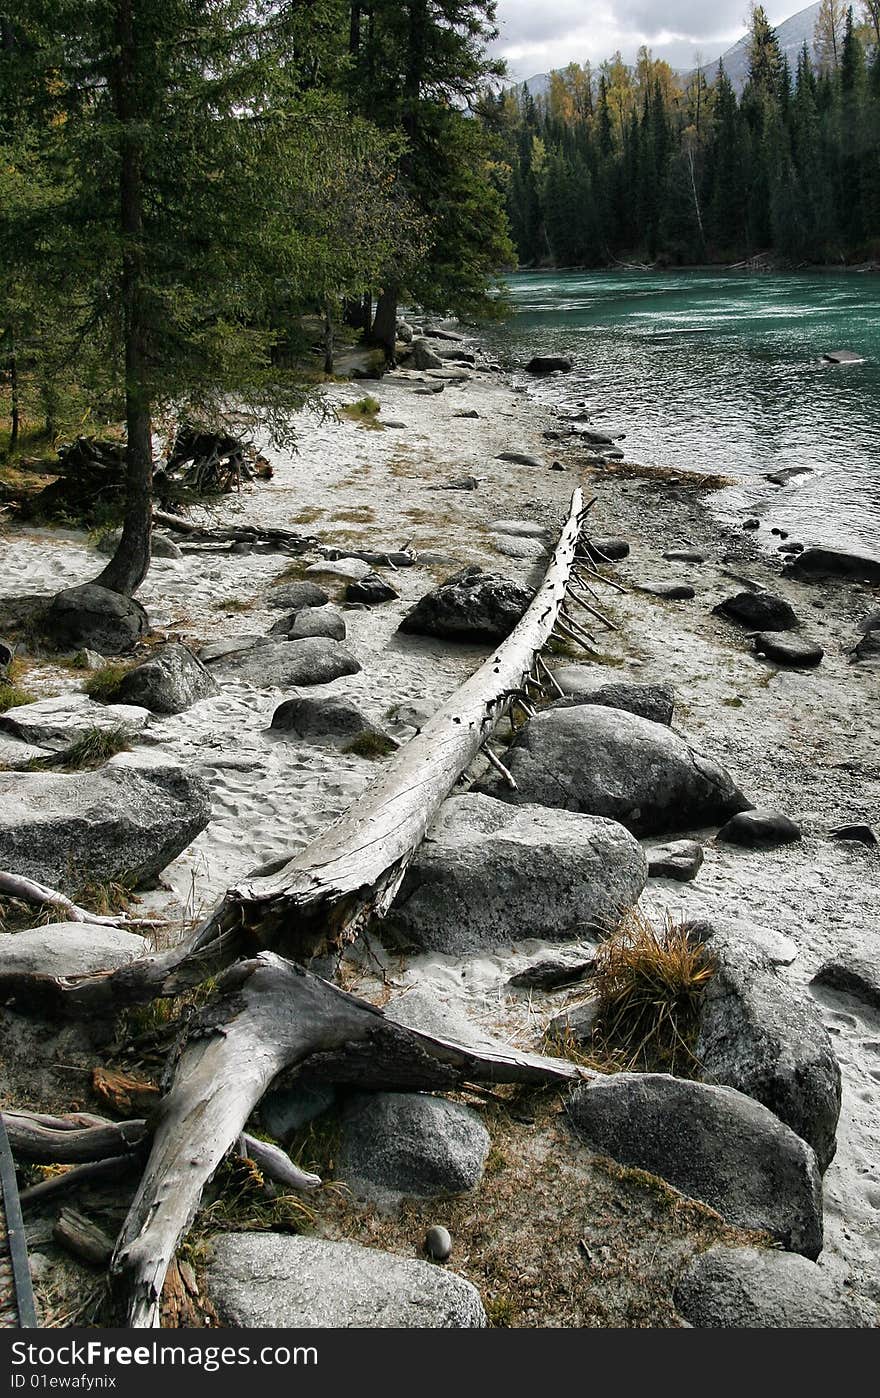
left=341, top=395, right=382, bottom=428
left=0, top=681, right=36, bottom=713
left=25, top=725, right=133, bottom=772
left=343, top=731, right=398, bottom=759
left=84, top=662, right=132, bottom=702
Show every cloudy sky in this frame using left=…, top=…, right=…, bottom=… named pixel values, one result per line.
left=491, top=1, right=800, bottom=81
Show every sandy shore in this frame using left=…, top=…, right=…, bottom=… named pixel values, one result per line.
left=1, top=343, right=878, bottom=1314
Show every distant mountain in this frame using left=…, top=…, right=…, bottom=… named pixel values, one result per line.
left=704, top=1, right=822, bottom=91
left=512, top=2, right=824, bottom=101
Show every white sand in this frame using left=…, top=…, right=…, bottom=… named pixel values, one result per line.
left=2, top=352, right=878, bottom=1307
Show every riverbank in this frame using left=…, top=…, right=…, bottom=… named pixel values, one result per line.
left=0, top=343, right=878, bottom=1326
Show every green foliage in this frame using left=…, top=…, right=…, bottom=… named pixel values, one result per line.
left=0, top=681, right=35, bottom=712
left=343, top=730, right=398, bottom=759
left=25, top=725, right=133, bottom=770
left=84, top=663, right=132, bottom=703
left=497, top=15, right=880, bottom=267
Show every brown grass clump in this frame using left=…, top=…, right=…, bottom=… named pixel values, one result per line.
left=589, top=912, right=716, bottom=1076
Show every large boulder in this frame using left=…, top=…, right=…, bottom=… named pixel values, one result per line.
left=337, top=1093, right=490, bottom=1200
left=41, top=584, right=148, bottom=655
left=476, top=706, right=750, bottom=838
left=550, top=672, right=675, bottom=726
left=716, top=808, right=801, bottom=847
left=207, top=1233, right=486, bottom=1328
left=270, top=695, right=384, bottom=747
left=399, top=566, right=534, bottom=644
left=0, top=923, right=150, bottom=978
left=713, top=592, right=799, bottom=631
left=213, top=637, right=361, bottom=687
left=811, top=955, right=880, bottom=1012
left=113, top=644, right=219, bottom=715
left=0, top=764, right=211, bottom=895
left=567, top=1074, right=823, bottom=1257
left=674, top=1247, right=873, bottom=1328
left=268, top=606, right=346, bottom=642
left=383, top=794, right=647, bottom=954
left=411, top=338, right=444, bottom=370
left=695, top=930, right=841, bottom=1172
left=784, top=546, right=880, bottom=585
left=0, top=693, right=150, bottom=749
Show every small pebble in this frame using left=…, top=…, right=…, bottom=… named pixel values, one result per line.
left=424, top=1225, right=452, bottom=1262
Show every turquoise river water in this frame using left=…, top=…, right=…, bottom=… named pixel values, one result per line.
left=481, top=270, right=880, bottom=558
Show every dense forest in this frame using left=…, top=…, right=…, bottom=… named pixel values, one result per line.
left=489, top=2, right=880, bottom=268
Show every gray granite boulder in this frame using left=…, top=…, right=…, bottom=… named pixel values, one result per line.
left=811, top=956, right=880, bottom=1011
left=674, top=1247, right=872, bottom=1328
left=713, top=592, right=799, bottom=631
left=266, top=580, right=330, bottom=612
left=476, top=706, right=750, bottom=838
left=214, top=637, right=361, bottom=687
left=207, top=1233, right=485, bottom=1328
left=41, top=584, right=149, bottom=655
left=646, top=839, right=704, bottom=881
left=268, top=605, right=346, bottom=642
left=567, top=1073, right=823, bottom=1256
left=696, top=931, right=841, bottom=1172
left=0, top=923, right=150, bottom=977
left=337, top=1093, right=490, bottom=1200
left=550, top=673, right=675, bottom=726
left=0, top=764, right=211, bottom=895
left=113, top=644, right=219, bottom=715
left=399, top=566, right=534, bottom=644
left=270, top=695, right=383, bottom=747
left=0, top=693, right=150, bottom=749
left=384, top=794, right=647, bottom=954
left=753, top=632, right=824, bottom=667
left=411, top=338, right=444, bottom=370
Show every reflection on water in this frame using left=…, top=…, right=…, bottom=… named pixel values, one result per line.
left=482, top=271, right=880, bottom=557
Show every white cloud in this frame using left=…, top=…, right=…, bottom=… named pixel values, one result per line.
left=491, top=0, right=800, bottom=81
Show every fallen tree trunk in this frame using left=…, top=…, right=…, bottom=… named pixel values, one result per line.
left=109, top=953, right=584, bottom=1327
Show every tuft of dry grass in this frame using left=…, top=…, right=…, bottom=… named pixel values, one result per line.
left=343, top=731, right=398, bottom=760
left=587, top=912, right=716, bottom=1076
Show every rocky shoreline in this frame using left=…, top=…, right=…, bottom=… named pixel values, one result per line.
left=0, top=331, right=878, bottom=1328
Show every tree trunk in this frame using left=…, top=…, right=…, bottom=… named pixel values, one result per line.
left=370, top=285, right=398, bottom=363
left=93, top=0, right=152, bottom=598
left=361, top=289, right=372, bottom=338
left=8, top=341, right=19, bottom=454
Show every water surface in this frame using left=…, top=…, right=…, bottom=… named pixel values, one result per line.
left=482, top=270, right=880, bottom=557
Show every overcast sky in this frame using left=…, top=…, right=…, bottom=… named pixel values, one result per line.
left=492, top=1, right=800, bottom=81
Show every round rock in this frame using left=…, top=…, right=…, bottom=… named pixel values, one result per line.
left=425, top=1226, right=452, bottom=1262
left=674, top=1246, right=873, bottom=1328
left=717, top=809, right=802, bottom=848
left=266, top=581, right=330, bottom=612
left=753, top=632, right=823, bottom=667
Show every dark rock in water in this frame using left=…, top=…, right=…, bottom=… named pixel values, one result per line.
left=696, top=929, right=841, bottom=1171
left=641, top=583, right=696, bottom=601
left=584, top=538, right=629, bottom=562
left=811, top=956, right=880, bottom=1011
left=822, top=349, right=865, bottom=365
left=270, top=696, right=385, bottom=748
left=674, top=1247, right=872, bottom=1328
left=829, top=822, right=877, bottom=846
left=548, top=996, right=601, bottom=1045
left=496, top=451, right=544, bottom=468
left=266, top=581, right=330, bottom=612
left=752, top=632, right=823, bottom=667
left=717, top=808, right=801, bottom=847
left=475, top=705, right=749, bottom=838
left=114, top=643, right=219, bottom=714
left=41, top=584, right=148, bottom=655
left=766, top=468, right=812, bottom=486
left=743, top=518, right=760, bottom=530
left=714, top=591, right=799, bottom=631
left=399, top=566, right=533, bottom=644
left=550, top=673, right=675, bottom=726
left=784, top=546, right=880, bottom=585
left=385, top=793, right=646, bottom=955
left=346, top=572, right=400, bottom=604
left=662, top=550, right=706, bottom=564
left=424, top=1226, right=453, bottom=1262
left=206, top=1233, right=486, bottom=1328
left=507, top=950, right=597, bottom=991
left=215, top=637, right=361, bottom=687
left=646, top=839, right=704, bottom=882
left=567, top=1073, right=823, bottom=1256
left=338, top=1093, right=490, bottom=1200
left=526, top=355, right=572, bottom=374
left=0, top=763, right=211, bottom=895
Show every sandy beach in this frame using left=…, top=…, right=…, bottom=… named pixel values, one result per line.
left=1, top=343, right=878, bottom=1320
